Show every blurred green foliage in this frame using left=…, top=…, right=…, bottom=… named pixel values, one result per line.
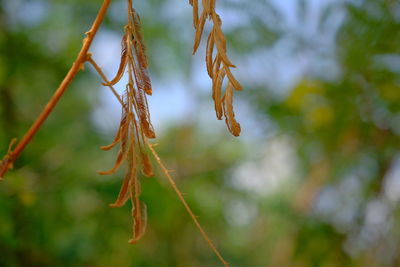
left=1, top=0, right=400, bottom=266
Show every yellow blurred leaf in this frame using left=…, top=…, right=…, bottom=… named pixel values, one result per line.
left=286, top=79, right=324, bottom=110
left=19, top=192, right=36, bottom=206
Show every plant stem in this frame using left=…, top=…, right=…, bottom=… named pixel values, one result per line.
left=147, top=141, right=230, bottom=267
left=0, top=0, right=113, bottom=179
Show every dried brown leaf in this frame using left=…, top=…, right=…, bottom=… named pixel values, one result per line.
left=211, top=13, right=235, bottom=68
left=206, top=30, right=215, bottom=78
left=213, top=26, right=235, bottom=68
left=192, top=0, right=199, bottom=29
left=212, top=53, right=222, bottom=77
left=212, top=67, right=225, bottom=119
left=193, top=9, right=207, bottom=55
left=141, top=152, right=153, bottom=177
left=224, top=82, right=241, bottom=136
left=128, top=178, right=147, bottom=244
left=139, top=65, right=152, bottom=95
left=103, top=34, right=128, bottom=86
left=98, top=112, right=131, bottom=175
left=202, top=0, right=210, bottom=15
left=131, top=9, right=148, bottom=68
left=128, top=201, right=147, bottom=244
left=109, top=151, right=135, bottom=207
left=130, top=67, right=156, bottom=139
left=224, top=65, right=243, bottom=91
left=98, top=149, right=126, bottom=175
left=100, top=112, right=128, bottom=151
left=210, top=0, right=215, bottom=11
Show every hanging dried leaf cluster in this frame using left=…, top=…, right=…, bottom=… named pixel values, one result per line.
left=189, top=0, right=242, bottom=136
left=95, top=0, right=155, bottom=244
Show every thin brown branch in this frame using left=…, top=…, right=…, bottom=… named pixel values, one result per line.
left=147, top=141, right=229, bottom=267
left=0, top=0, right=113, bottom=179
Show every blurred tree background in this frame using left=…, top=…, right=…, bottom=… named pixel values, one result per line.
left=1, top=0, right=400, bottom=266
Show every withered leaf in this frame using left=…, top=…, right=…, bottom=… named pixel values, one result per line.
left=193, top=9, right=207, bottom=55
left=141, top=152, right=153, bottom=177
left=212, top=53, right=222, bottom=78
left=224, top=65, right=243, bottom=91
left=130, top=70, right=156, bottom=139
left=192, top=0, right=199, bottom=29
left=109, top=147, right=136, bottom=207
left=128, top=176, right=146, bottom=244
left=98, top=109, right=131, bottom=175
left=131, top=9, right=148, bottom=69
left=103, top=34, right=128, bottom=86
left=128, top=201, right=147, bottom=244
left=100, top=112, right=127, bottom=151
left=213, top=26, right=235, bottom=68
left=223, top=82, right=241, bottom=136
left=202, top=0, right=210, bottom=15
left=212, top=67, right=226, bottom=120
left=206, top=30, right=215, bottom=78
